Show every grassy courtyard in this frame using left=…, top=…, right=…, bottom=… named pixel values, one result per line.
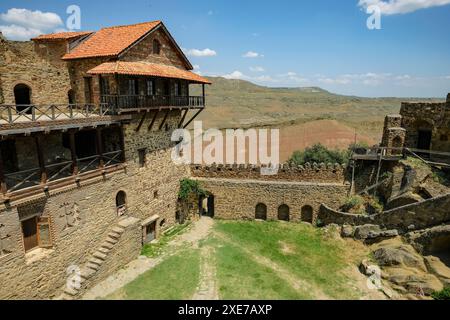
left=106, top=220, right=369, bottom=300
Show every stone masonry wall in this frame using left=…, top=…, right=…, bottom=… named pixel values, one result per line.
left=191, top=162, right=347, bottom=184
left=319, top=193, right=450, bottom=233
left=0, top=40, right=72, bottom=105
left=0, top=113, right=189, bottom=299
left=197, top=177, right=350, bottom=223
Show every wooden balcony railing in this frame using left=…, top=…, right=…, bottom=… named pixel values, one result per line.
left=3, top=150, right=124, bottom=194
left=100, top=95, right=205, bottom=111
left=0, top=103, right=115, bottom=125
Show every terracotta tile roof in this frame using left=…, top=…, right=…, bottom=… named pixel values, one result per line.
left=87, top=61, right=211, bottom=84
left=32, top=31, right=93, bottom=41
left=62, top=21, right=161, bottom=60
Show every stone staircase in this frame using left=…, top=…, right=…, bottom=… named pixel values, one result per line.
left=57, top=218, right=134, bottom=300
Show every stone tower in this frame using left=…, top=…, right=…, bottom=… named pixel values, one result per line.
left=381, top=114, right=406, bottom=156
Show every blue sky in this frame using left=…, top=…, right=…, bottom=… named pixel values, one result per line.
left=1, top=0, right=450, bottom=97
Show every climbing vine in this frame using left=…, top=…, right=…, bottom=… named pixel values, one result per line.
left=178, top=178, right=207, bottom=200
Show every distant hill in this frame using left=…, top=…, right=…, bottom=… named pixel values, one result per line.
left=192, top=77, right=440, bottom=141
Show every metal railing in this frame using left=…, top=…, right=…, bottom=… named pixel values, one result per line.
left=100, top=95, right=205, bottom=110
left=0, top=103, right=114, bottom=125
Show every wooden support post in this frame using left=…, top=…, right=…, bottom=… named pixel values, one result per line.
left=374, top=148, right=384, bottom=197
left=148, top=110, right=159, bottom=131
left=69, top=131, right=78, bottom=175
left=135, top=111, right=147, bottom=132
left=0, top=145, right=7, bottom=194
left=159, top=109, right=170, bottom=131
left=178, top=109, right=189, bottom=128
left=35, top=135, right=47, bottom=184
left=202, top=84, right=205, bottom=106
left=96, top=127, right=104, bottom=168
left=183, top=109, right=203, bottom=129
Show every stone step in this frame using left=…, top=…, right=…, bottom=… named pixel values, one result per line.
left=89, top=258, right=104, bottom=266
left=64, top=286, right=79, bottom=297
left=98, top=247, right=110, bottom=254
left=105, top=237, right=118, bottom=245
left=112, top=226, right=125, bottom=234
left=86, top=262, right=100, bottom=271
left=108, top=231, right=121, bottom=240
left=93, top=251, right=108, bottom=260
left=81, top=267, right=96, bottom=280
left=101, top=242, right=115, bottom=250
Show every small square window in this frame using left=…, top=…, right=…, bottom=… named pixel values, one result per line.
left=138, top=148, right=146, bottom=167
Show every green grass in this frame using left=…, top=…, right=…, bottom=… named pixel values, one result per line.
left=432, top=287, right=450, bottom=300
left=107, top=249, right=200, bottom=300
left=141, top=222, right=191, bottom=258
left=213, top=221, right=359, bottom=299
left=210, top=239, right=312, bottom=300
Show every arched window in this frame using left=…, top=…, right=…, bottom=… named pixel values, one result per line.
left=278, top=204, right=290, bottom=222
left=116, top=191, right=127, bottom=216
left=301, top=205, right=314, bottom=224
left=153, top=39, right=161, bottom=55
left=255, top=203, right=267, bottom=220
left=14, top=83, right=32, bottom=113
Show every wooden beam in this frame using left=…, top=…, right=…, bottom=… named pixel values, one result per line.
left=135, top=111, right=148, bottom=132
left=35, top=135, right=47, bottom=184
left=183, top=109, right=204, bottom=129
left=0, top=144, right=7, bottom=194
left=69, top=131, right=78, bottom=175
left=178, top=109, right=189, bottom=128
left=148, top=110, right=159, bottom=131
left=96, top=127, right=104, bottom=168
left=159, top=109, right=171, bottom=131
left=202, top=84, right=206, bottom=105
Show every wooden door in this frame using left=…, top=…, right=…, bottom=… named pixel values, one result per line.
left=22, top=217, right=38, bottom=252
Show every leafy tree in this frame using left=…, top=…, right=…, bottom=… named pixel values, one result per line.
left=289, top=143, right=350, bottom=165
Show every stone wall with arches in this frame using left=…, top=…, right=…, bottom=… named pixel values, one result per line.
left=196, top=177, right=350, bottom=224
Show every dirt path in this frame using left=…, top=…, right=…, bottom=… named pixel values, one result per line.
left=213, top=231, right=331, bottom=300
left=82, top=217, right=215, bottom=300
left=192, top=246, right=219, bottom=300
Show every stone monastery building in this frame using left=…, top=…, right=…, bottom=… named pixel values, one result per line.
left=0, top=21, right=210, bottom=299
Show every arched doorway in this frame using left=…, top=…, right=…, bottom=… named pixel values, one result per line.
left=255, top=203, right=267, bottom=220
left=116, top=191, right=127, bottom=216
left=14, top=84, right=32, bottom=113
left=301, top=205, right=314, bottom=224
left=207, top=195, right=215, bottom=218
left=392, top=136, right=403, bottom=156
left=278, top=204, right=290, bottom=222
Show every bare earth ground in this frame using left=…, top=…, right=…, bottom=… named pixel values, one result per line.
left=84, top=218, right=386, bottom=300
left=83, top=217, right=214, bottom=300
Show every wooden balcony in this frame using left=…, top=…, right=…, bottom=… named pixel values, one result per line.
left=100, top=95, right=205, bottom=113
left=0, top=104, right=116, bottom=125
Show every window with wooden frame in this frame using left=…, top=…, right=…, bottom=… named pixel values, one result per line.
left=128, top=79, right=139, bottom=95
left=146, top=79, right=155, bottom=96
left=138, top=148, right=147, bottom=167
left=21, top=215, right=53, bottom=252
left=100, top=76, right=110, bottom=95
left=153, top=39, right=161, bottom=55
left=174, top=81, right=182, bottom=96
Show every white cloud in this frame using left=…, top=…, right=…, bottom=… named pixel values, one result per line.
left=185, top=48, right=217, bottom=57
left=208, top=10, right=214, bottom=15
left=0, top=8, right=64, bottom=40
left=249, top=66, right=265, bottom=72
left=358, top=0, right=450, bottom=15
left=243, top=51, right=263, bottom=58
left=445, top=75, right=450, bottom=79
left=223, top=71, right=246, bottom=80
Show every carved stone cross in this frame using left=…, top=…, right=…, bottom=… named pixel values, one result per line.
left=59, top=202, right=81, bottom=231
left=0, top=223, right=11, bottom=255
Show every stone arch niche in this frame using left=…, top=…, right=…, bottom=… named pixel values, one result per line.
left=391, top=136, right=404, bottom=155
left=116, top=190, right=127, bottom=216
left=255, top=203, right=267, bottom=221
left=414, top=120, right=433, bottom=152
left=278, top=204, right=290, bottom=222
left=301, top=205, right=314, bottom=224
left=14, top=83, right=32, bottom=113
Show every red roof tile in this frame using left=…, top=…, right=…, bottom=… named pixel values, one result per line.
left=87, top=61, right=211, bottom=84
left=62, top=21, right=161, bottom=60
left=32, top=31, right=93, bottom=41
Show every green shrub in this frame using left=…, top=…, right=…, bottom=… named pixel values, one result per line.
left=432, top=287, right=450, bottom=300
left=178, top=178, right=206, bottom=200
left=342, top=195, right=364, bottom=211
left=289, top=143, right=350, bottom=166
